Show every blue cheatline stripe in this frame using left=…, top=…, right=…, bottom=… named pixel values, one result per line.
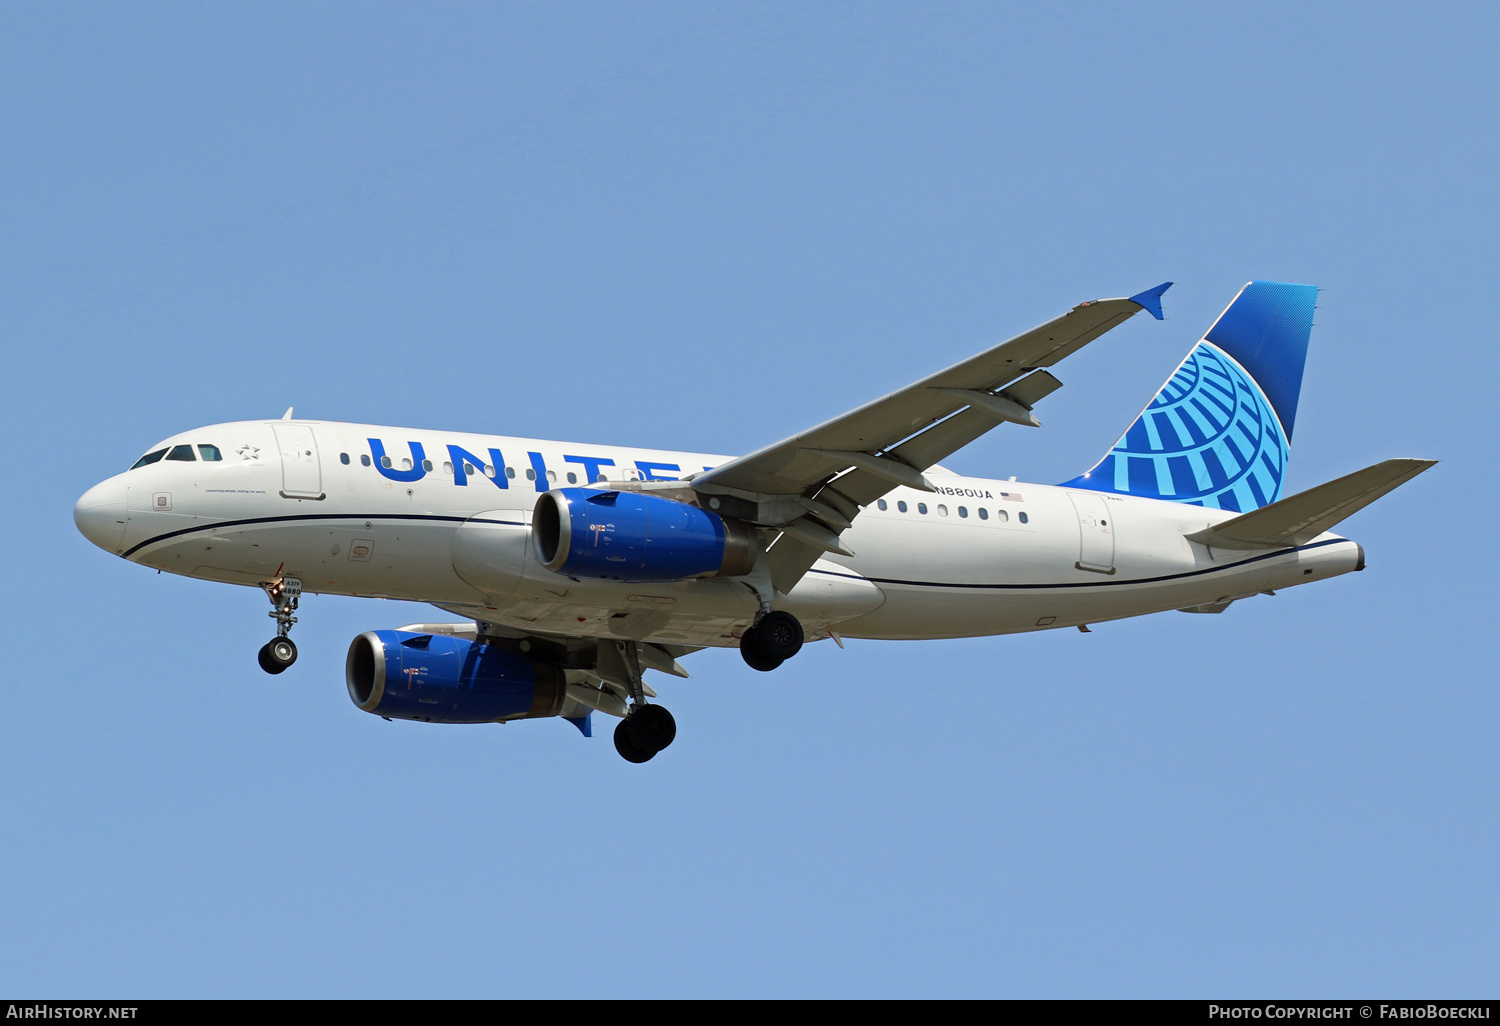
left=127, top=514, right=1353, bottom=591
left=805, top=538, right=1353, bottom=591
left=121, top=512, right=525, bottom=559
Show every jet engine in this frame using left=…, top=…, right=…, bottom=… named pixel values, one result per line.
left=346, top=629, right=578, bottom=724
left=532, top=488, right=756, bottom=583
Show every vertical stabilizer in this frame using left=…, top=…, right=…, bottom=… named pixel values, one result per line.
left=1060, top=281, right=1318, bottom=511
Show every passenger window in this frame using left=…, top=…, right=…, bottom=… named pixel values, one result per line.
left=381, top=456, right=392, bottom=469
left=877, top=499, right=888, bottom=511
left=897, top=501, right=908, bottom=513
left=422, top=460, right=433, bottom=472
left=130, top=448, right=168, bottom=470
left=526, top=468, right=536, bottom=481
left=978, top=508, right=988, bottom=520
left=997, top=509, right=1009, bottom=522
left=165, top=444, right=196, bottom=461
left=547, top=470, right=557, bottom=482
left=937, top=504, right=948, bottom=516
left=464, top=463, right=475, bottom=476
left=401, top=458, right=412, bottom=471
left=918, top=503, right=928, bottom=515
left=1019, top=512, right=1029, bottom=524
left=198, top=445, right=223, bottom=461
left=339, top=453, right=350, bottom=465
left=506, top=467, right=516, bottom=479
left=443, top=461, right=453, bottom=474
left=958, top=506, right=968, bottom=518
left=361, top=454, right=371, bottom=467
left=567, top=472, right=577, bottom=484
left=595, top=474, right=607, bottom=482
left=484, top=465, right=496, bottom=478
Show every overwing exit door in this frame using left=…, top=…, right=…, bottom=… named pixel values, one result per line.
left=272, top=424, right=324, bottom=500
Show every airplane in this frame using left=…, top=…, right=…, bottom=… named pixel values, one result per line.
left=74, top=280, right=1435, bottom=763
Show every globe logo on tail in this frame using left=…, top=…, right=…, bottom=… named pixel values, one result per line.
left=1075, top=341, right=1290, bottom=511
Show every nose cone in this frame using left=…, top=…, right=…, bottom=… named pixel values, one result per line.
left=75, top=477, right=128, bottom=554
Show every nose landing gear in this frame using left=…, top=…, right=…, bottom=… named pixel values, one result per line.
left=258, top=576, right=302, bottom=674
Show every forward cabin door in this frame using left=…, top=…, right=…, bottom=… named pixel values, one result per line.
left=1067, top=491, right=1115, bottom=574
left=272, top=424, right=324, bottom=499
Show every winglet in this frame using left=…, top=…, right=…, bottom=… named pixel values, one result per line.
left=1128, top=282, right=1173, bottom=320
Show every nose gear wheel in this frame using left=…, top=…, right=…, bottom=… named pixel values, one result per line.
left=258, top=637, right=298, bottom=674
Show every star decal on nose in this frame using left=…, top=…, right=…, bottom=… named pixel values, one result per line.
left=237, top=444, right=261, bottom=461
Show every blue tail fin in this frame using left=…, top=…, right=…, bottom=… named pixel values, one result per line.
left=1060, top=280, right=1318, bottom=512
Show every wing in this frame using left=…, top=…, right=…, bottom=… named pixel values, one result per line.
left=427, top=604, right=703, bottom=690
left=690, top=283, right=1172, bottom=591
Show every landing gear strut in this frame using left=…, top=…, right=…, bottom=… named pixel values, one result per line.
left=739, top=610, right=804, bottom=672
left=258, top=576, right=301, bottom=674
left=607, top=639, right=677, bottom=763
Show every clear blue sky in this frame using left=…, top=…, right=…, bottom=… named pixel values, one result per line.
left=2, top=2, right=1494, bottom=997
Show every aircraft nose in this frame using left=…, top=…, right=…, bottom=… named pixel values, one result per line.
left=74, top=477, right=128, bottom=554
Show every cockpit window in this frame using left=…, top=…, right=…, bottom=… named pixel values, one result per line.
left=130, top=448, right=168, bottom=470
left=165, top=444, right=197, bottom=462
left=198, top=444, right=223, bottom=461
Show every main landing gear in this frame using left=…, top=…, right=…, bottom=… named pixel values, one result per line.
left=257, top=577, right=301, bottom=675
left=612, top=611, right=805, bottom=762
left=614, top=705, right=677, bottom=764
left=739, top=610, right=804, bottom=672
left=606, top=639, right=678, bottom=764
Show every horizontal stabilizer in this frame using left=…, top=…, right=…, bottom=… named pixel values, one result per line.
left=1185, top=458, right=1436, bottom=551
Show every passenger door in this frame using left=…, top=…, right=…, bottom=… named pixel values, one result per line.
left=272, top=424, right=323, bottom=500
left=1068, top=491, right=1116, bottom=574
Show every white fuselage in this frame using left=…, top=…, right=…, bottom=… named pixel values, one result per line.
left=75, top=419, right=1364, bottom=648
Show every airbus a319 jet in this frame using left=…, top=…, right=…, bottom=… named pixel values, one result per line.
left=75, top=281, right=1433, bottom=762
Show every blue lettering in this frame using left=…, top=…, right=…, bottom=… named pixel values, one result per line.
left=446, top=445, right=509, bottom=488
left=527, top=451, right=550, bottom=492
left=564, top=454, right=615, bottom=483
left=368, top=439, right=427, bottom=482
left=636, top=460, right=680, bottom=481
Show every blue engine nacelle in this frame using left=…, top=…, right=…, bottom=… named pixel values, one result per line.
left=346, top=630, right=569, bottom=724
left=532, top=488, right=757, bottom=583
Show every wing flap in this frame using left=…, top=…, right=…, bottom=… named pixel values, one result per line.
left=1001, top=369, right=1064, bottom=409
left=1185, top=458, right=1436, bottom=551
